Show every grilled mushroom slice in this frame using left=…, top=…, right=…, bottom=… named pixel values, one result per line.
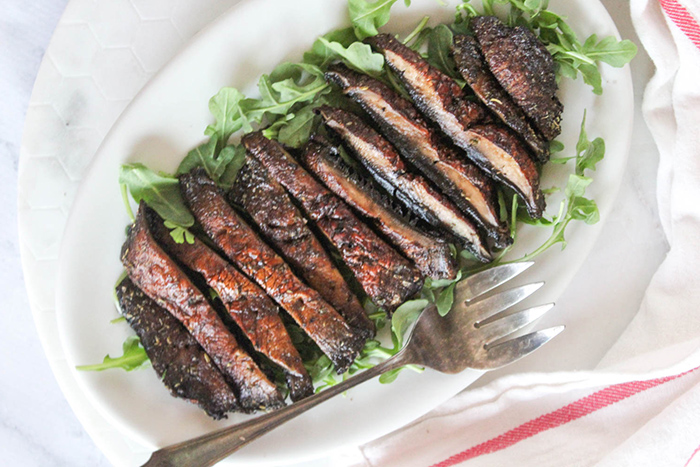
left=452, top=34, right=549, bottom=161
left=149, top=209, right=313, bottom=402
left=367, top=34, right=545, bottom=218
left=121, top=204, right=284, bottom=412
left=242, top=132, right=423, bottom=312
left=180, top=169, right=364, bottom=374
left=303, top=136, right=458, bottom=280
left=317, top=105, right=492, bottom=260
left=465, top=124, right=545, bottom=217
left=325, top=64, right=510, bottom=247
left=117, top=277, right=240, bottom=419
left=471, top=16, right=563, bottom=141
left=231, top=156, right=374, bottom=340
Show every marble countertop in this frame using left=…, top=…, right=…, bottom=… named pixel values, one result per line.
left=2, top=2, right=109, bottom=465
left=0, top=0, right=667, bottom=465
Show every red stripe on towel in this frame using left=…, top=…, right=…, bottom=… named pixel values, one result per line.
left=684, top=443, right=700, bottom=467
left=432, top=370, right=695, bottom=467
left=659, top=0, right=700, bottom=49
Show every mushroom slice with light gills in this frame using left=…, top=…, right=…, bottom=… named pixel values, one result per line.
left=325, top=64, right=510, bottom=247
left=317, top=105, right=493, bottom=260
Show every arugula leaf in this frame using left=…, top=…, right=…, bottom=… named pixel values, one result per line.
left=549, top=140, right=565, bottom=153
left=575, top=62, right=603, bottom=95
left=436, top=282, right=457, bottom=316
left=379, top=367, right=403, bottom=384
left=243, top=63, right=329, bottom=123
left=176, top=135, right=239, bottom=185
left=424, top=270, right=462, bottom=290
left=264, top=91, right=350, bottom=148
left=76, top=336, right=150, bottom=372
left=119, top=163, right=194, bottom=228
left=391, top=299, right=428, bottom=347
left=277, top=104, right=320, bottom=148
left=262, top=114, right=295, bottom=140
left=348, top=0, right=410, bottom=40
left=575, top=111, right=605, bottom=176
left=164, top=221, right=195, bottom=244
left=304, top=28, right=358, bottom=67
left=427, top=25, right=465, bottom=84
left=218, top=144, right=249, bottom=189
left=565, top=175, right=599, bottom=224
left=204, top=63, right=331, bottom=153
left=204, top=88, right=250, bottom=147
left=305, top=355, right=336, bottom=387
left=306, top=38, right=385, bottom=76
left=582, top=34, right=638, bottom=67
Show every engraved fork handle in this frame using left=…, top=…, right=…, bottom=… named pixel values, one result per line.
left=142, top=350, right=409, bottom=467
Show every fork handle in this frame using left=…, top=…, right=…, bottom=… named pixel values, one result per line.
left=143, top=353, right=408, bottom=467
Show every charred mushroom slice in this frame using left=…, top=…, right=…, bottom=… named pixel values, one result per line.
left=180, top=169, right=364, bottom=374
left=121, top=204, right=284, bottom=412
left=242, top=132, right=423, bottom=312
left=472, top=16, right=563, bottom=141
left=117, top=278, right=240, bottom=419
left=367, top=34, right=545, bottom=218
left=366, top=34, right=489, bottom=133
left=452, top=34, right=550, bottom=162
left=231, top=156, right=374, bottom=340
left=303, top=136, right=458, bottom=280
left=326, top=64, right=510, bottom=247
left=464, top=124, right=545, bottom=218
left=149, top=209, right=313, bottom=402
left=317, top=105, right=492, bottom=260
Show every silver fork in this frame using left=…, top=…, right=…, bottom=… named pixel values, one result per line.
left=144, top=262, right=562, bottom=467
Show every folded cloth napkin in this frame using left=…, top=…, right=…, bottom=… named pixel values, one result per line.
left=354, top=1, right=700, bottom=465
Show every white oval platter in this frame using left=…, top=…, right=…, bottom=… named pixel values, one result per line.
left=55, top=0, right=633, bottom=464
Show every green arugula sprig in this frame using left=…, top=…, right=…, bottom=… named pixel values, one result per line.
left=76, top=336, right=150, bottom=372
left=348, top=0, right=412, bottom=40
left=204, top=63, right=332, bottom=148
left=509, top=112, right=603, bottom=259
left=454, top=0, right=637, bottom=94
left=119, top=164, right=198, bottom=244
left=176, top=136, right=246, bottom=189
left=305, top=301, right=429, bottom=389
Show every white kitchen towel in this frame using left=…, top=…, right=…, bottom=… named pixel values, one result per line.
left=357, top=0, right=700, bottom=465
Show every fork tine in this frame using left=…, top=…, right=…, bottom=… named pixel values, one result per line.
left=455, top=262, right=534, bottom=304
left=464, top=282, right=544, bottom=325
left=476, top=326, right=565, bottom=370
left=480, top=303, right=555, bottom=344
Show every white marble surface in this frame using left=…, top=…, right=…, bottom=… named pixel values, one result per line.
left=1, top=0, right=667, bottom=466
left=2, top=2, right=109, bottom=466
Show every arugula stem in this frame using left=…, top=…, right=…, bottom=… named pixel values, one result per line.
left=76, top=353, right=147, bottom=372
left=120, top=183, right=135, bottom=222
left=403, top=15, right=430, bottom=45
left=505, top=218, right=572, bottom=264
